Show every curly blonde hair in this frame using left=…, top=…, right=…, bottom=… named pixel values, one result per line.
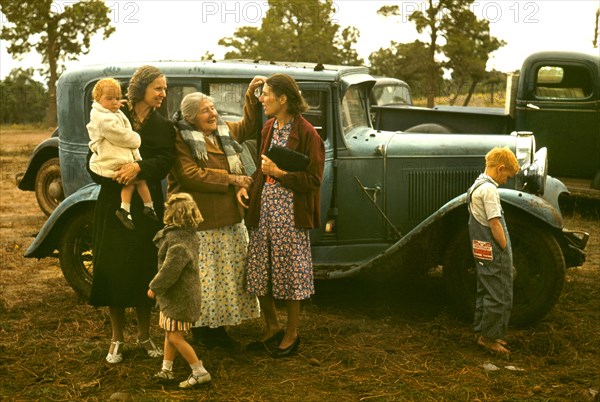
left=163, top=193, right=203, bottom=229
left=485, top=146, right=520, bottom=174
left=92, top=78, right=121, bottom=102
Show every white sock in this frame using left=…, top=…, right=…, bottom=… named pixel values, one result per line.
left=191, top=361, right=208, bottom=376
left=121, top=202, right=131, bottom=212
left=144, top=202, right=154, bottom=209
left=162, top=360, right=173, bottom=372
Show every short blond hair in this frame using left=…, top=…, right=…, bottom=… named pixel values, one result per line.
left=92, top=78, right=122, bottom=101
left=163, top=193, right=203, bottom=229
left=485, top=146, right=520, bottom=174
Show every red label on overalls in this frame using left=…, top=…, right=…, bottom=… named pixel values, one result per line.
left=472, top=240, right=493, bottom=261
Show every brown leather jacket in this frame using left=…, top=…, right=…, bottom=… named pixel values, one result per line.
left=245, top=115, right=325, bottom=229
left=167, top=92, right=259, bottom=231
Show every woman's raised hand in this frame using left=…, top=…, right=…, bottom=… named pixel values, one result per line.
left=249, top=75, right=267, bottom=97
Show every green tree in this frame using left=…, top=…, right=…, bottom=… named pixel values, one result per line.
left=368, top=40, right=436, bottom=99
left=0, top=68, right=48, bottom=124
left=0, top=0, right=115, bottom=127
left=377, top=1, right=504, bottom=107
left=218, top=0, right=363, bottom=65
left=593, top=7, right=599, bottom=48
left=444, top=7, right=504, bottom=106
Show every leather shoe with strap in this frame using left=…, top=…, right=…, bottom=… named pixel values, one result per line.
left=271, top=336, right=300, bottom=358
left=247, top=329, right=284, bottom=351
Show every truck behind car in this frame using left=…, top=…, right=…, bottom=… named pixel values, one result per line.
left=373, top=51, right=600, bottom=195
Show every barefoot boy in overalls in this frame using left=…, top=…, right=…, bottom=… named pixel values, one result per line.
left=468, top=147, right=519, bottom=354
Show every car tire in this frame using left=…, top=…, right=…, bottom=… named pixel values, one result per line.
left=443, top=214, right=566, bottom=326
left=35, top=157, right=64, bottom=216
left=403, top=123, right=453, bottom=134
left=59, top=207, right=94, bottom=299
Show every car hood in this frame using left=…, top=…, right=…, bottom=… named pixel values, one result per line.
left=346, top=128, right=517, bottom=157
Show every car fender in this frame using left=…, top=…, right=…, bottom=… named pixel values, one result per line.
left=24, top=182, right=99, bottom=258
left=326, top=181, right=566, bottom=279
left=17, top=135, right=59, bottom=190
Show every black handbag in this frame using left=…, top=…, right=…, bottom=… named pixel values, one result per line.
left=266, top=145, right=310, bottom=172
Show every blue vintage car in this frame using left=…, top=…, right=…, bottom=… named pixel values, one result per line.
left=25, top=60, right=588, bottom=325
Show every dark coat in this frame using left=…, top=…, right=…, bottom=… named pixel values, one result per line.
left=88, top=109, right=176, bottom=307
left=245, top=115, right=325, bottom=229
left=150, top=226, right=201, bottom=323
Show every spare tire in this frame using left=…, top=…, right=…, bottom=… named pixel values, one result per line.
left=404, top=124, right=453, bottom=134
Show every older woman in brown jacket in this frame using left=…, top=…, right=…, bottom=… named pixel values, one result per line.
left=168, top=76, right=266, bottom=348
left=237, top=74, right=325, bottom=358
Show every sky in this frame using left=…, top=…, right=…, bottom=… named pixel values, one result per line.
left=0, top=0, right=599, bottom=82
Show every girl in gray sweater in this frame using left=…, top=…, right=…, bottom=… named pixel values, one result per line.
left=148, top=193, right=210, bottom=388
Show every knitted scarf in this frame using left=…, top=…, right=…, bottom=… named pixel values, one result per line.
left=177, top=115, right=245, bottom=175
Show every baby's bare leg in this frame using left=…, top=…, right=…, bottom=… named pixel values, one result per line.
left=121, top=184, right=135, bottom=205
left=135, top=180, right=153, bottom=204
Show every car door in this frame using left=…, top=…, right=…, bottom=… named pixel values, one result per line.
left=517, top=60, right=599, bottom=179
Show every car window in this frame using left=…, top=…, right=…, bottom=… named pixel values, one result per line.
left=166, top=85, right=197, bottom=119
left=341, top=85, right=370, bottom=136
left=302, top=89, right=328, bottom=141
left=372, top=84, right=412, bottom=106
left=208, top=82, right=248, bottom=122
left=84, top=81, right=197, bottom=123
left=535, top=64, right=593, bottom=99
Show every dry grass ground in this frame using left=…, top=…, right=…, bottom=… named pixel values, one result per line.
left=1, top=128, right=598, bottom=401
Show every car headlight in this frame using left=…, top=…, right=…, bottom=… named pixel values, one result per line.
left=513, top=131, right=535, bottom=167
left=516, top=147, right=548, bottom=195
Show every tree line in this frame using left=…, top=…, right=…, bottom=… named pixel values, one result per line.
left=2, top=0, right=598, bottom=125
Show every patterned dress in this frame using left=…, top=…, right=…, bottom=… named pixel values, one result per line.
left=195, top=223, right=260, bottom=328
left=246, top=120, right=314, bottom=300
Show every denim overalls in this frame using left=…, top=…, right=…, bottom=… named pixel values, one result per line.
left=468, top=176, right=513, bottom=340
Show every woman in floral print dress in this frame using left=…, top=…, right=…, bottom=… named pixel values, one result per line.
left=238, top=74, right=325, bottom=357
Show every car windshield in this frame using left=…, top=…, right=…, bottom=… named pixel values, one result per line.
left=341, top=85, right=370, bottom=136
left=372, top=84, right=412, bottom=105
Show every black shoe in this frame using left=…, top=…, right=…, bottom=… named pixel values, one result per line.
left=192, top=326, right=238, bottom=349
left=271, top=336, right=300, bottom=358
left=143, top=206, right=159, bottom=222
left=247, top=329, right=285, bottom=351
left=191, top=327, right=204, bottom=345
left=212, top=326, right=239, bottom=349
left=115, top=208, right=135, bottom=230
left=191, top=326, right=216, bottom=347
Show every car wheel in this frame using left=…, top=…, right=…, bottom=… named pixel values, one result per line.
left=403, top=123, right=453, bottom=134
left=59, top=207, right=94, bottom=299
left=443, top=214, right=566, bottom=326
left=35, top=157, right=64, bottom=216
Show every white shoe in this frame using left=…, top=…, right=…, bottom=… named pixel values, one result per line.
left=153, top=369, right=174, bottom=381
left=105, top=341, right=123, bottom=364
left=179, top=372, right=211, bottom=389
left=137, top=337, right=163, bottom=358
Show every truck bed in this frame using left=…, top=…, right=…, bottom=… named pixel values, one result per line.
left=373, top=104, right=513, bottom=134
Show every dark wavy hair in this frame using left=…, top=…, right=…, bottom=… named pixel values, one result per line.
left=126, top=65, right=164, bottom=106
left=265, top=73, right=308, bottom=116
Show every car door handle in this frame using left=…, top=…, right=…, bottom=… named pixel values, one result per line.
left=526, top=103, right=540, bottom=110
left=362, top=185, right=381, bottom=203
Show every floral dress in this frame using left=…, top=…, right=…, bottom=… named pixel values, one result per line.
left=195, top=223, right=260, bottom=328
left=246, top=120, right=314, bottom=300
